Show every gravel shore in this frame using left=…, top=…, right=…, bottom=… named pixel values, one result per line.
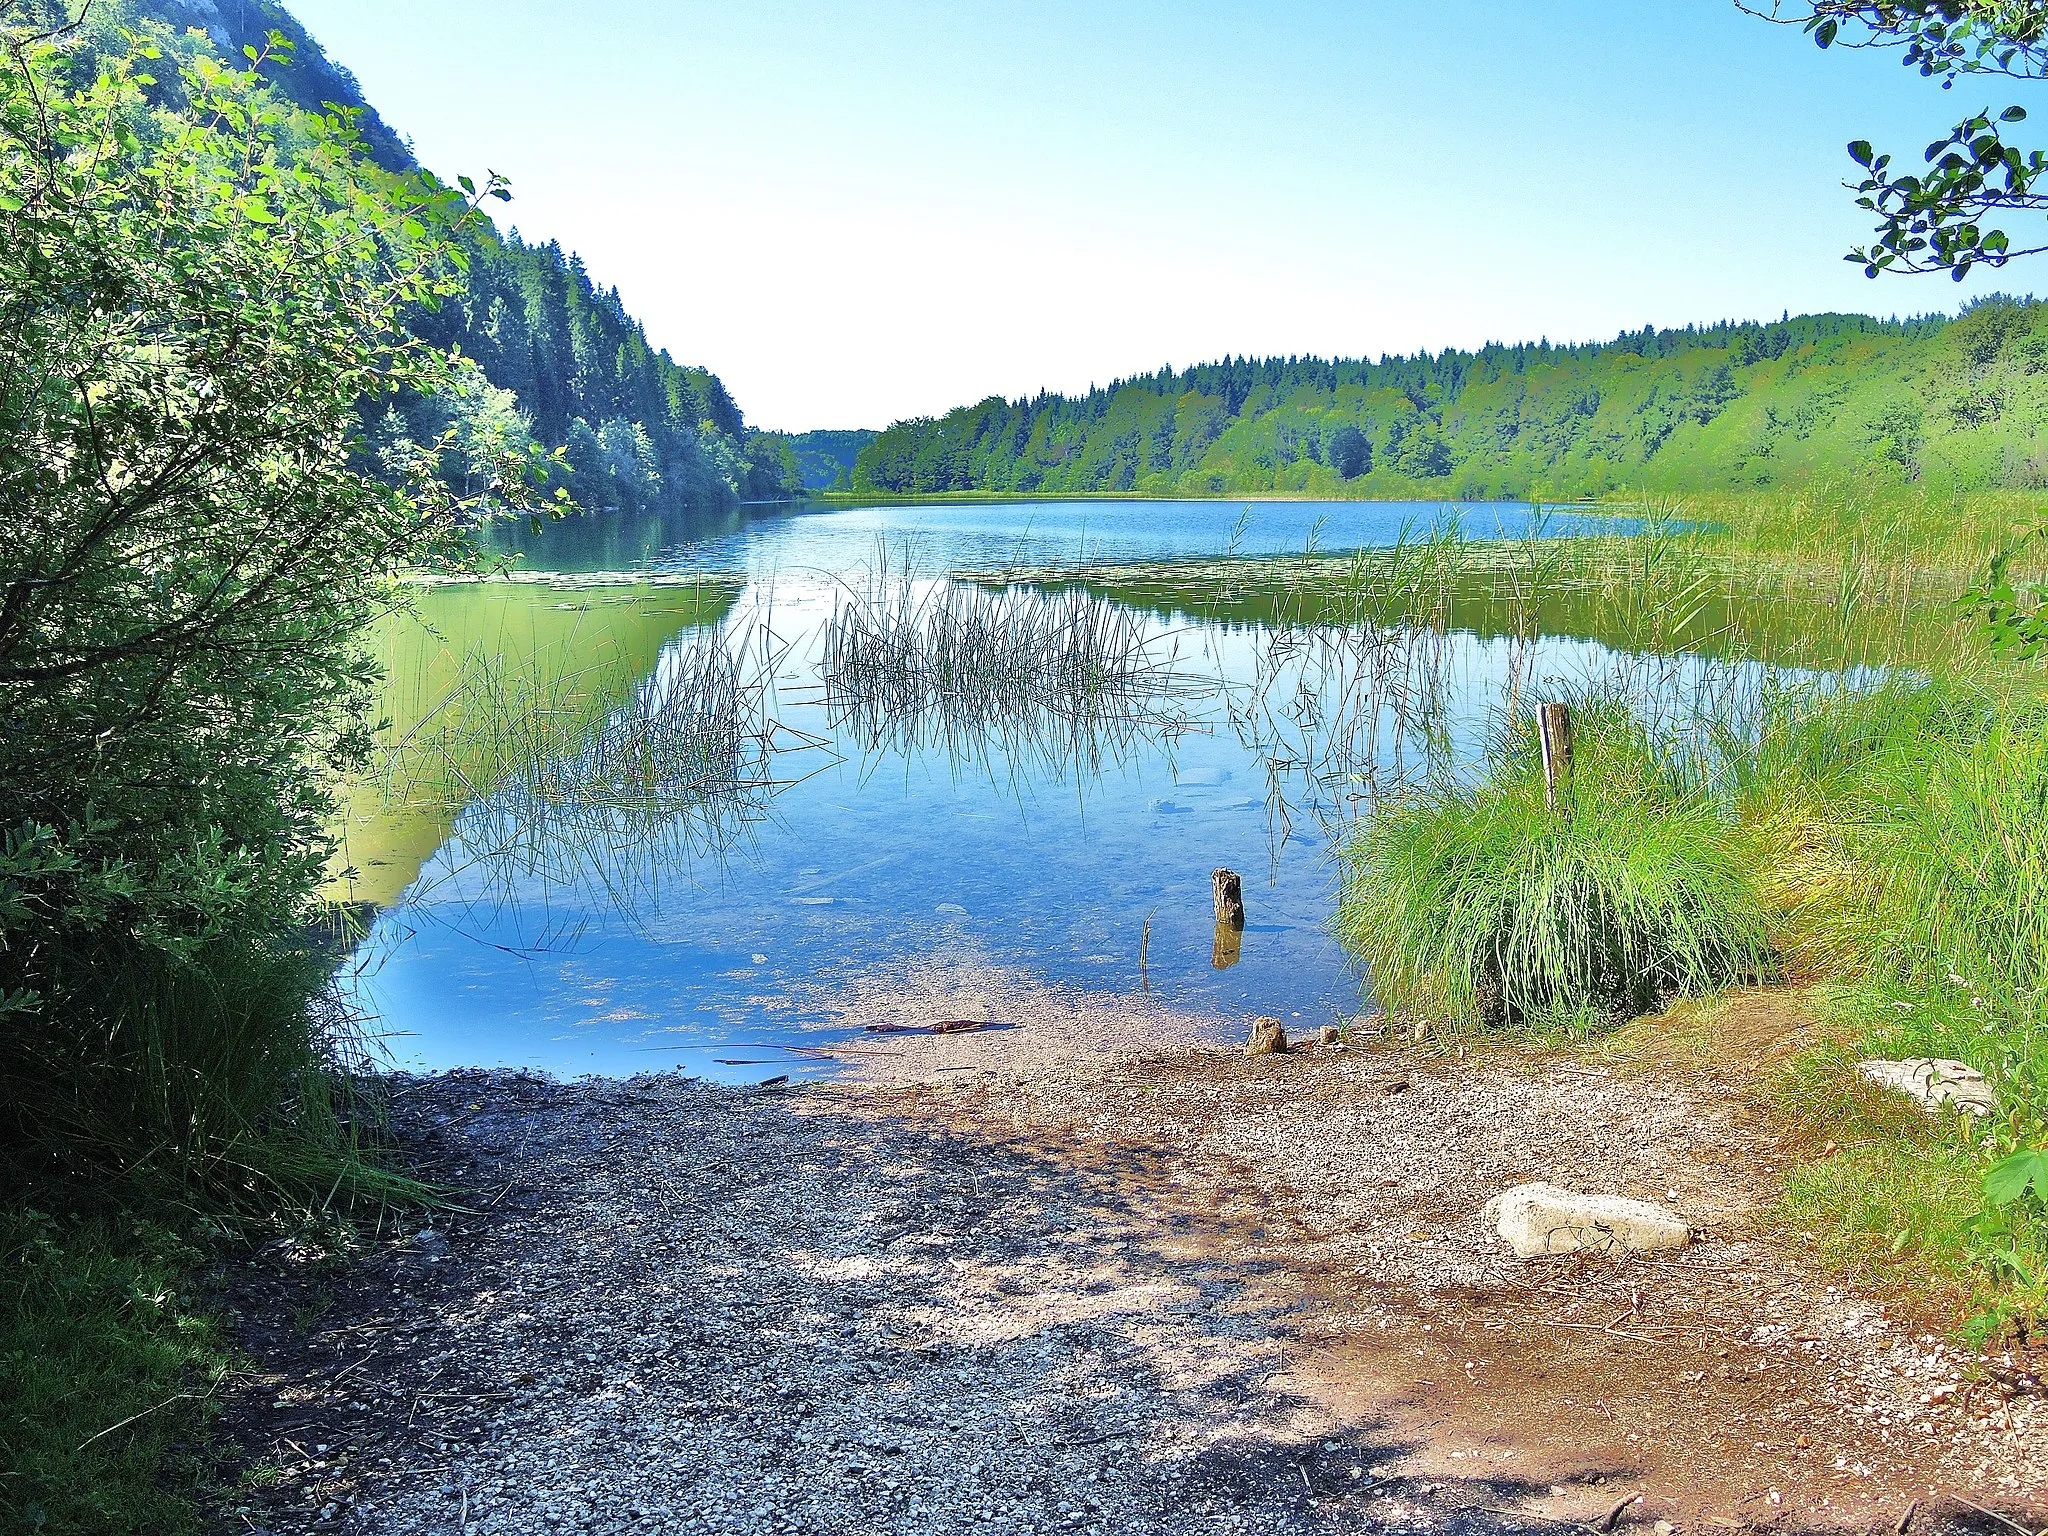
left=226, top=1013, right=2046, bottom=1535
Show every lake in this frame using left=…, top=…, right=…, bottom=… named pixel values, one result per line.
left=335, top=497, right=1712, bottom=1082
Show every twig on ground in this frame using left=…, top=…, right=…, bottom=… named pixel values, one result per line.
left=1535, top=1318, right=1676, bottom=1346
left=1941, top=1489, right=2038, bottom=1536
left=1476, top=1505, right=1603, bottom=1536
left=1596, top=1493, right=1642, bottom=1532
left=326, top=1349, right=379, bottom=1389
left=75, top=1390, right=198, bottom=1452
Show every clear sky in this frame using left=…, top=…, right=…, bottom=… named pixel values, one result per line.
left=286, top=0, right=2047, bottom=432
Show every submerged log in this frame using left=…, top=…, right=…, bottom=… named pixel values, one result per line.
left=1212, top=868, right=1245, bottom=930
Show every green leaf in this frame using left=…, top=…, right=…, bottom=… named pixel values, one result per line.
left=2003, top=105, right=2028, bottom=123
left=1815, top=18, right=1838, bottom=46
left=1849, top=139, right=1873, bottom=167
left=1985, top=1149, right=2048, bottom=1207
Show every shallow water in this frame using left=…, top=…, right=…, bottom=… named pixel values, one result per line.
left=344, top=497, right=1691, bottom=1082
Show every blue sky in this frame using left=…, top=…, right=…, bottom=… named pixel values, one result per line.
left=287, top=0, right=2047, bottom=430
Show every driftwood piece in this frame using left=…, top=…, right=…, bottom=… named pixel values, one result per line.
left=861, top=1020, right=999, bottom=1035
left=1595, top=1493, right=1640, bottom=1532
left=1212, top=868, right=1245, bottom=929
left=1538, top=702, right=1574, bottom=815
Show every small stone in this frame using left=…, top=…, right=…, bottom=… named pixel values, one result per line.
left=413, top=1228, right=450, bottom=1256
left=1317, top=1025, right=1341, bottom=1047
left=1655, top=1523, right=1676, bottom=1535
left=1856, top=1058, right=1996, bottom=1117
left=1482, top=1182, right=1691, bottom=1258
left=1245, top=1017, right=1288, bottom=1056
left=1411, top=1019, right=1431, bottom=1043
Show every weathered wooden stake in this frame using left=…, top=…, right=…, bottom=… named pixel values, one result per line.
left=1212, top=868, right=1245, bottom=930
left=1211, top=919, right=1242, bottom=971
left=1538, top=702, right=1574, bottom=815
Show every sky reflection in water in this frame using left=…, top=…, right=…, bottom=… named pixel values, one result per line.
left=350, top=498, right=1686, bottom=1081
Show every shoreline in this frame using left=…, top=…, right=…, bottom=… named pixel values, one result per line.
left=224, top=993, right=2045, bottom=1534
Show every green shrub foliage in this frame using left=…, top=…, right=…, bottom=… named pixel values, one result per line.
left=0, top=22, right=535, bottom=1195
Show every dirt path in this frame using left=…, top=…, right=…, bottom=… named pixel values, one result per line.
left=225, top=1000, right=2046, bottom=1536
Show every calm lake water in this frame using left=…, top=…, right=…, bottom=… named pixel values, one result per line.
left=340, top=498, right=1678, bottom=1081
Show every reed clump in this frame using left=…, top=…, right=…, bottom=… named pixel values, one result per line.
left=1337, top=690, right=1778, bottom=1034
left=822, top=573, right=1210, bottom=778
left=366, top=617, right=811, bottom=924
left=990, top=480, right=2047, bottom=678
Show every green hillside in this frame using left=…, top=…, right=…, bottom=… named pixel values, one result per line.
left=61, top=0, right=802, bottom=515
left=853, top=303, right=2048, bottom=500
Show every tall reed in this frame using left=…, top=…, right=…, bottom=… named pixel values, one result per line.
left=821, top=569, right=1212, bottom=781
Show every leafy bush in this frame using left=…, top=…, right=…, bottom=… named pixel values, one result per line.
left=0, top=26, right=539, bottom=1196
left=1337, top=693, right=1776, bottom=1030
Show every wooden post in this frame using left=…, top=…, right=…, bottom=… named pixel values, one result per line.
left=1538, top=702, right=1573, bottom=815
left=1212, top=868, right=1245, bottom=930
left=1211, top=919, right=1242, bottom=971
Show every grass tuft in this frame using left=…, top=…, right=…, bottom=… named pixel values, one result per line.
left=1337, top=690, right=1776, bottom=1031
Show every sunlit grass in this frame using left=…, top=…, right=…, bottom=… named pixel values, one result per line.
left=1336, top=688, right=1778, bottom=1032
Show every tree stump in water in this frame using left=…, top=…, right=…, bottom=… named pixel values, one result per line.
left=1212, top=868, right=1245, bottom=929
left=1211, top=920, right=1242, bottom=970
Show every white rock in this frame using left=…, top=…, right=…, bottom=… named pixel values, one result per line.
left=1482, top=1182, right=1692, bottom=1258
left=1856, top=1058, right=1996, bottom=1117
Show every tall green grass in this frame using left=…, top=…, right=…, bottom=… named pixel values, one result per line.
left=992, top=480, right=2048, bottom=679
left=1337, top=691, right=1777, bottom=1033
left=1338, top=670, right=2048, bottom=1331
left=1, top=934, right=417, bottom=1211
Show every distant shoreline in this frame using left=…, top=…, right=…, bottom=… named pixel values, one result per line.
left=789, top=490, right=1615, bottom=509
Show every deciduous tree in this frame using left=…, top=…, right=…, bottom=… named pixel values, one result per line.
left=1748, top=2, right=2048, bottom=278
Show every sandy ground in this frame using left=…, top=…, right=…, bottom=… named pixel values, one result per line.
left=224, top=979, right=2047, bottom=1535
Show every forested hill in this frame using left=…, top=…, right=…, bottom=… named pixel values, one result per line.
left=853, top=304, right=2048, bottom=500
left=76, top=0, right=801, bottom=514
